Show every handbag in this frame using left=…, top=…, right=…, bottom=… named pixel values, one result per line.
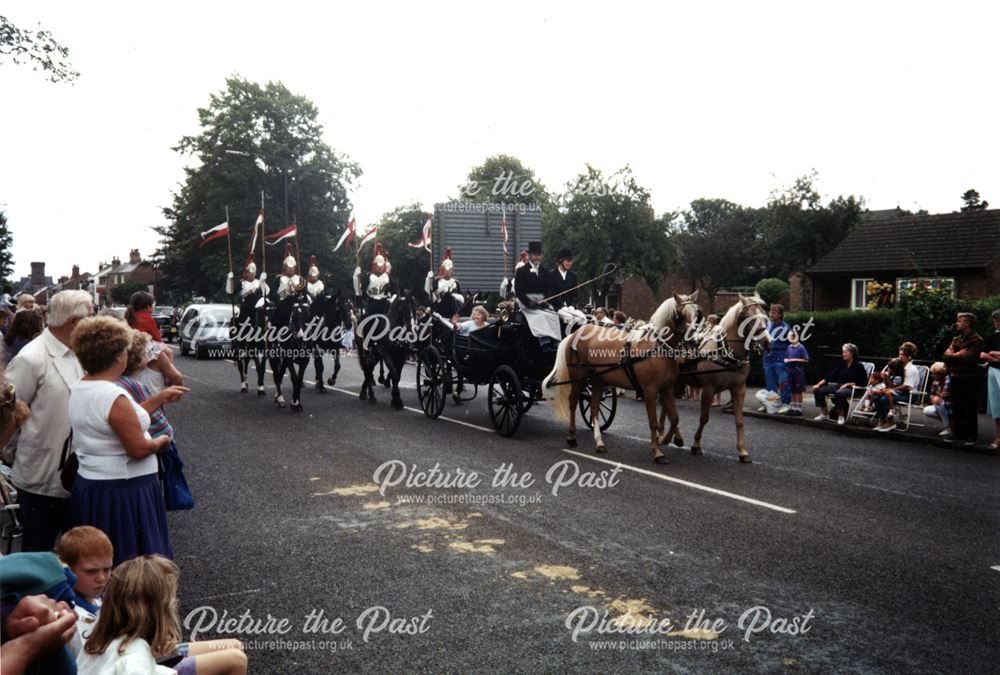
left=59, top=431, right=77, bottom=492
left=157, top=441, right=194, bottom=510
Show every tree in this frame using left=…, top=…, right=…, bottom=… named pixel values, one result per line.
left=675, top=198, right=758, bottom=301
left=0, top=211, right=13, bottom=282
left=960, top=189, right=989, bottom=212
left=0, top=16, right=79, bottom=82
left=110, top=281, right=148, bottom=305
left=756, top=172, right=864, bottom=278
left=456, top=155, right=552, bottom=207
left=155, top=76, right=361, bottom=302
left=546, top=165, right=675, bottom=303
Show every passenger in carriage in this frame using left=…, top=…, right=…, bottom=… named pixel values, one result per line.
left=452, top=305, right=490, bottom=335
left=514, top=241, right=548, bottom=309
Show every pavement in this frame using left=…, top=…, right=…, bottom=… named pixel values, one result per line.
left=129, top=347, right=1000, bottom=672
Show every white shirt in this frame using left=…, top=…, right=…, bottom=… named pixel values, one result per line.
left=69, top=379, right=157, bottom=480
left=903, top=361, right=921, bottom=391
left=76, top=636, right=176, bottom=675
left=5, top=329, right=83, bottom=497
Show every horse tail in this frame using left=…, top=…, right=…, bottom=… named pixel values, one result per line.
left=543, top=335, right=574, bottom=424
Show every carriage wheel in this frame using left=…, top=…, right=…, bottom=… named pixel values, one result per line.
left=579, top=383, right=618, bottom=431
left=488, top=365, right=524, bottom=437
left=416, top=347, right=446, bottom=419
left=521, top=383, right=536, bottom=414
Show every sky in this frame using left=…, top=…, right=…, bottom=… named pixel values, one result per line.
left=2, top=1, right=998, bottom=283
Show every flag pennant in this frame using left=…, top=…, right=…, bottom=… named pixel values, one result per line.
left=408, top=218, right=432, bottom=251
left=500, top=210, right=509, bottom=255
left=357, top=224, right=378, bottom=249
left=334, top=217, right=356, bottom=252
left=249, top=210, right=263, bottom=253
left=264, top=223, right=297, bottom=246
left=199, top=221, right=229, bottom=249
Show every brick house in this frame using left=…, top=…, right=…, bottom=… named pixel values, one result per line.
left=807, top=209, right=1000, bottom=311
left=33, top=265, right=91, bottom=304
left=88, top=250, right=162, bottom=306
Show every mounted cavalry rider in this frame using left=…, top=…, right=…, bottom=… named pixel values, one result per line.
left=305, top=255, right=324, bottom=302
left=276, top=244, right=306, bottom=300
left=353, top=242, right=395, bottom=312
left=226, top=252, right=269, bottom=307
left=425, top=247, right=464, bottom=317
left=547, top=247, right=586, bottom=329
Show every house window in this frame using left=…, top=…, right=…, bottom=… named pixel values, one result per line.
left=851, top=278, right=873, bottom=310
left=897, top=277, right=955, bottom=298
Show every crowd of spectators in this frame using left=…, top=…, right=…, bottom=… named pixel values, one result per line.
left=0, top=289, right=247, bottom=674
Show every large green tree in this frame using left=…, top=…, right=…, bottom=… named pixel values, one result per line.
left=675, top=198, right=759, bottom=301
left=0, top=15, right=79, bottom=82
left=546, top=165, right=675, bottom=303
left=756, top=172, right=864, bottom=278
left=155, top=77, right=361, bottom=302
left=0, top=211, right=13, bottom=282
left=456, top=154, right=552, bottom=207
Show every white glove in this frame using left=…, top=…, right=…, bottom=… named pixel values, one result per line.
left=259, top=272, right=267, bottom=283
left=227, top=271, right=234, bottom=278
left=225, top=272, right=235, bottom=295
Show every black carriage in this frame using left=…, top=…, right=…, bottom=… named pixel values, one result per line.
left=415, top=313, right=617, bottom=436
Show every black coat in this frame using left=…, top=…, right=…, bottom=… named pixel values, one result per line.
left=546, top=268, right=579, bottom=309
left=514, top=263, right=548, bottom=307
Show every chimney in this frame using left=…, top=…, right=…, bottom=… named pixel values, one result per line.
left=59, top=276, right=69, bottom=284
left=72, top=265, right=80, bottom=278
left=31, top=262, right=45, bottom=280
left=111, top=256, right=121, bottom=268
left=129, top=249, right=141, bottom=264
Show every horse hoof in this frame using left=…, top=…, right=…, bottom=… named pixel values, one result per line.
left=315, top=384, right=326, bottom=394
left=368, top=395, right=377, bottom=404
left=257, top=388, right=265, bottom=397
left=691, top=446, right=703, bottom=456
left=326, top=376, right=336, bottom=386
left=452, top=395, right=461, bottom=405
left=654, top=454, right=670, bottom=465
left=673, top=437, right=685, bottom=448
left=595, top=445, right=607, bottom=454
left=566, top=438, right=578, bottom=448
left=392, top=399, right=404, bottom=411
left=240, top=383, right=248, bottom=393
left=291, top=402, right=302, bottom=413
left=739, top=455, right=752, bottom=464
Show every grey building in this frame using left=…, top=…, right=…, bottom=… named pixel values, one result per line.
left=432, top=202, right=542, bottom=294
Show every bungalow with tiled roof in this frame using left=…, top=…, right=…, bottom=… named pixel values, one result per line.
left=807, top=209, right=1000, bottom=310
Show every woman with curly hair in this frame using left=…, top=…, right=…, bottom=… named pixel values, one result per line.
left=69, top=316, right=172, bottom=565
left=2, top=307, right=44, bottom=365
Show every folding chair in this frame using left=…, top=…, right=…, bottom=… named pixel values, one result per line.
left=894, top=364, right=930, bottom=431
left=846, top=362, right=877, bottom=424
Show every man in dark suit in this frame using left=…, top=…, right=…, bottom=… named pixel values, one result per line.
left=547, top=248, right=579, bottom=310
left=514, top=241, right=548, bottom=309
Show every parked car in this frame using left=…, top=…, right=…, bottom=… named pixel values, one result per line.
left=178, top=304, right=236, bottom=359
left=152, top=305, right=177, bottom=342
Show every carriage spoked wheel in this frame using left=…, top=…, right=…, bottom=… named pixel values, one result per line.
left=416, top=347, right=447, bottom=419
left=579, top=383, right=618, bottom=431
left=488, top=365, right=524, bottom=437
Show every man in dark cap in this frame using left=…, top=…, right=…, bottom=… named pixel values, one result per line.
left=514, top=241, right=548, bottom=309
left=547, top=248, right=579, bottom=311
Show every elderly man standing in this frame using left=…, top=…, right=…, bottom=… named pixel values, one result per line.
left=4, top=290, right=92, bottom=551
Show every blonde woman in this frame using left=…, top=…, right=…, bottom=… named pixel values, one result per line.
left=78, top=555, right=247, bottom=675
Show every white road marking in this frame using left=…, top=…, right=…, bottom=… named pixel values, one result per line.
left=560, top=449, right=797, bottom=514
left=991, top=566, right=1000, bottom=573
left=189, top=587, right=262, bottom=602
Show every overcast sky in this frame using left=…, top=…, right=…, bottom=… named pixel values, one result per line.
left=2, top=1, right=997, bottom=282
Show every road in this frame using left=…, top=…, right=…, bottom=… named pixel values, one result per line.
left=164, top=347, right=1000, bottom=674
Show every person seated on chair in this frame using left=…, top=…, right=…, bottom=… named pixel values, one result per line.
left=860, top=370, right=884, bottom=413
left=452, top=305, right=489, bottom=335
left=811, top=342, right=867, bottom=425
left=923, top=361, right=953, bottom=437
left=873, top=358, right=906, bottom=432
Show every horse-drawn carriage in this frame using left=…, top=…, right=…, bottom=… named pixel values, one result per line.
left=415, top=310, right=618, bottom=437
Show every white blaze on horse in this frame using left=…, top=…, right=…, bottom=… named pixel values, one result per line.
left=543, top=293, right=701, bottom=463
left=658, top=293, right=771, bottom=463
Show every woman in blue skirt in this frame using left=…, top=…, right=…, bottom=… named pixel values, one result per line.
left=69, top=316, right=172, bottom=565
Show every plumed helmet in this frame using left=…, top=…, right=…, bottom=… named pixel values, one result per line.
left=244, top=253, right=257, bottom=276
left=282, top=243, right=297, bottom=273
left=515, top=250, right=528, bottom=269
left=371, top=242, right=387, bottom=274
left=308, top=255, right=319, bottom=278
left=438, top=247, right=455, bottom=276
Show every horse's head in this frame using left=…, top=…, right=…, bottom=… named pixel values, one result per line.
left=671, top=290, right=702, bottom=334
left=736, top=293, right=771, bottom=354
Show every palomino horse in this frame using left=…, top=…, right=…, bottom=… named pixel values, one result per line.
left=658, top=293, right=771, bottom=463
left=543, top=293, right=701, bottom=463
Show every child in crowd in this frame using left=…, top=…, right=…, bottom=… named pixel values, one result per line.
left=782, top=331, right=810, bottom=416
left=861, top=370, right=886, bottom=412
left=924, top=361, right=953, bottom=437
left=77, top=555, right=247, bottom=675
left=125, top=291, right=184, bottom=390
left=56, top=526, right=113, bottom=622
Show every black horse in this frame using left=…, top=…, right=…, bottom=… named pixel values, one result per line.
left=309, top=291, right=353, bottom=392
left=231, top=292, right=268, bottom=396
left=268, top=290, right=313, bottom=412
left=356, top=291, right=417, bottom=409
